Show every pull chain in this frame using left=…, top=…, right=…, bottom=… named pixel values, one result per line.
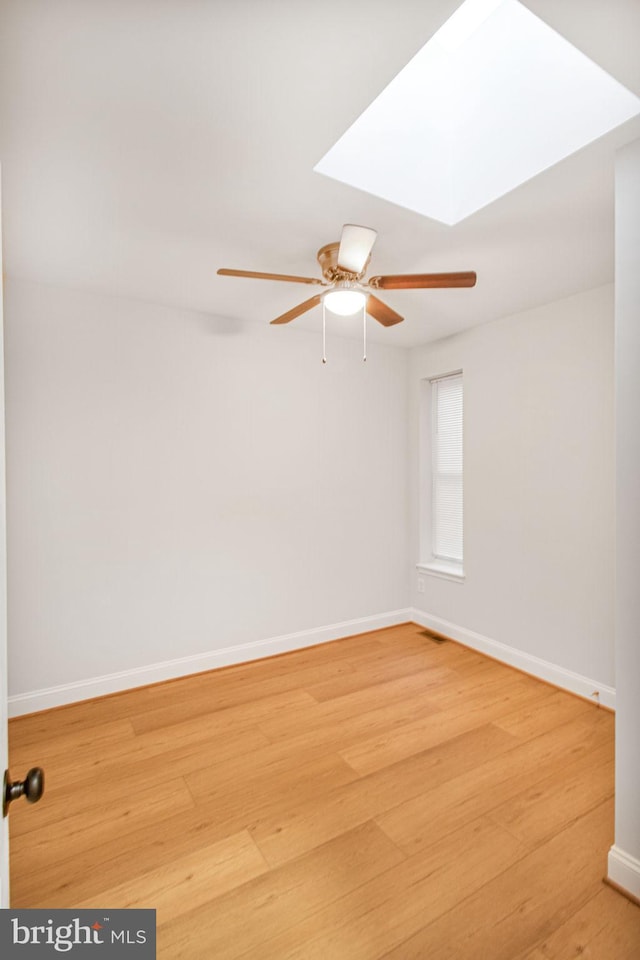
left=322, top=300, right=327, bottom=364
left=363, top=302, right=367, bottom=362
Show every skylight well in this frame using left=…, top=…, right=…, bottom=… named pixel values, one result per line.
left=314, top=0, right=640, bottom=225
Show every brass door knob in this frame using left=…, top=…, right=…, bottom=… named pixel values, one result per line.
left=3, top=767, right=45, bottom=817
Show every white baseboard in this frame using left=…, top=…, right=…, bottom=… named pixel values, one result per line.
left=8, top=609, right=412, bottom=717
left=409, top=608, right=616, bottom=710
left=608, top=845, right=640, bottom=902
left=9, top=607, right=616, bottom=717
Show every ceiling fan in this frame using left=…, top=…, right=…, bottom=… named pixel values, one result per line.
left=217, top=224, right=477, bottom=327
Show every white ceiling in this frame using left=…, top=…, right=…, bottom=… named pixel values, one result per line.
left=1, top=0, right=639, bottom=348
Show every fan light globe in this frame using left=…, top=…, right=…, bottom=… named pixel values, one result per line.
left=323, top=289, right=367, bottom=316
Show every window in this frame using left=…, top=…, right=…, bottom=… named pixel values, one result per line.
left=418, top=372, right=464, bottom=581
left=432, top=373, right=463, bottom=563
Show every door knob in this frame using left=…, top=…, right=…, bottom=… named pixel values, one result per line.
left=3, top=767, right=45, bottom=817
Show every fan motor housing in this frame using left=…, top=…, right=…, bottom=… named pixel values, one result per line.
left=316, top=242, right=341, bottom=280
left=317, top=241, right=369, bottom=283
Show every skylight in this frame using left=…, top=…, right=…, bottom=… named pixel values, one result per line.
left=314, top=0, right=640, bottom=225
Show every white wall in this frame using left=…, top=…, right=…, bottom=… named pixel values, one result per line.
left=4, top=279, right=409, bottom=709
left=608, top=137, right=640, bottom=900
left=3, top=277, right=618, bottom=716
left=409, top=285, right=615, bottom=699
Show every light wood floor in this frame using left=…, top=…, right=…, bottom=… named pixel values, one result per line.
left=8, top=623, right=640, bottom=958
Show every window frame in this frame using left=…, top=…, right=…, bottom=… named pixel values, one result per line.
left=417, top=370, right=465, bottom=583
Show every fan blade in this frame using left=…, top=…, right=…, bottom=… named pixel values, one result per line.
left=270, top=294, right=323, bottom=325
left=369, top=271, right=477, bottom=290
left=366, top=294, right=404, bottom=327
left=337, top=224, right=378, bottom=274
left=218, top=268, right=324, bottom=285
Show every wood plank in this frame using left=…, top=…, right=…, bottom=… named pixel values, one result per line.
left=339, top=676, right=555, bottom=776
left=76, top=830, right=269, bottom=924
left=8, top=718, right=136, bottom=771
left=129, top=687, right=317, bottom=739
left=304, top=651, right=452, bottom=702
left=494, top=686, right=597, bottom=738
left=158, top=821, right=407, bottom=960
left=257, top=666, right=451, bottom=742
left=10, top=803, right=265, bottom=909
left=127, top=657, right=355, bottom=734
left=186, top=750, right=363, bottom=831
left=10, top=777, right=195, bottom=877
left=250, top=723, right=519, bottom=867
left=379, top=800, right=615, bottom=960
left=513, top=885, right=640, bottom=960
left=255, top=687, right=443, bottom=760
left=488, top=748, right=614, bottom=847
left=8, top=725, right=268, bottom=839
left=422, top=666, right=545, bottom=708
left=13, top=718, right=271, bottom=799
left=375, top=713, right=613, bottom=856
left=233, top=815, right=526, bottom=960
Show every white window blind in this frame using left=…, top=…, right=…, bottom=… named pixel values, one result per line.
left=432, top=374, right=463, bottom=563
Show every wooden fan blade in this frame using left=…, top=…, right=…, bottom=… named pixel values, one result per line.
left=270, top=294, right=323, bottom=325
left=337, top=224, right=377, bottom=274
left=218, top=268, right=324, bottom=285
left=369, top=271, right=477, bottom=290
left=366, top=294, right=404, bottom=327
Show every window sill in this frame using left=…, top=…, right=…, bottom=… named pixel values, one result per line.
left=417, top=561, right=465, bottom=584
